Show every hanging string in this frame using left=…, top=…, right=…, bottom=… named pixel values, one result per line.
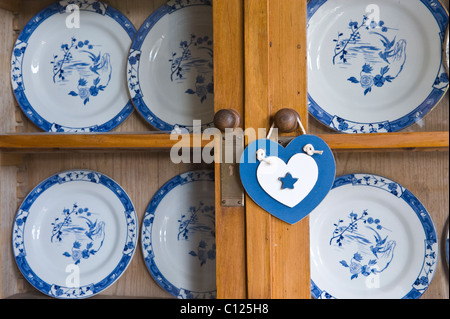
left=256, top=149, right=272, bottom=164
left=297, top=117, right=307, bottom=135
left=266, top=123, right=276, bottom=141
left=257, top=115, right=316, bottom=164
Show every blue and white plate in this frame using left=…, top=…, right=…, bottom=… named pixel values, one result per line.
left=307, top=0, right=449, bottom=133
left=11, top=0, right=136, bottom=132
left=141, top=170, right=216, bottom=299
left=446, top=228, right=449, bottom=266
left=310, top=174, right=438, bottom=299
left=12, top=170, right=138, bottom=299
left=127, top=0, right=214, bottom=132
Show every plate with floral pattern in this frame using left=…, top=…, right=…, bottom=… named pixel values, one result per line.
left=310, top=174, right=438, bottom=299
left=12, top=170, right=138, bottom=299
left=141, top=170, right=216, bottom=299
left=11, top=0, right=136, bottom=132
left=307, top=0, right=449, bottom=133
left=127, top=0, right=214, bottom=132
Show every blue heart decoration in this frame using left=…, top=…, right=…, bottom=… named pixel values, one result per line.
left=239, top=135, right=336, bottom=224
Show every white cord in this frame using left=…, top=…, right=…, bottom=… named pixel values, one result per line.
left=297, top=118, right=307, bottom=135
left=256, top=149, right=272, bottom=164
left=303, top=144, right=323, bottom=156
left=258, top=117, right=319, bottom=163
left=266, top=123, right=276, bottom=140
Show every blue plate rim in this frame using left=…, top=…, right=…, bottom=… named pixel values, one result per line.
left=141, top=169, right=216, bottom=299
left=310, top=173, right=439, bottom=299
left=12, top=169, right=138, bottom=299
left=307, top=0, right=449, bottom=134
left=11, top=0, right=137, bottom=132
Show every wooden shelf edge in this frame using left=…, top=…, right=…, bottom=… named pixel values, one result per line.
left=0, top=0, right=21, bottom=13
left=319, top=131, right=449, bottom=151
left=0, top=133, right=213, bottom=151
left=0, top=131, right=448, bottom=152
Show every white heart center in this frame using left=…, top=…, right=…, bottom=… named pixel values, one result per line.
left=256, top=154, right=319, bottom=208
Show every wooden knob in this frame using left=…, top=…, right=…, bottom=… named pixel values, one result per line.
left=214, top=109, right=241, bottom=131
left=273, top=108, right=300, bottom=133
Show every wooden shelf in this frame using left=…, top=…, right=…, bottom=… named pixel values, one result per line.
left=318, top=131, right=449, bottom=151
left=0, top=133, right=212, bottom=151
left=0, top=131, right=448, bottom=152
left=0, top=0, right=20, bottom=12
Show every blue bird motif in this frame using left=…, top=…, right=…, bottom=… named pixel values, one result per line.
left=371, top=32, right=396, bottom=52
left=78, top=215, right=106, bottom=244
left=81, top=50, right=101, bottom=67
left=370, top=32, right=407, bottom=71
left=81, top=50, right=111, bottom=78
left=332, top=211, right=397, bottom=280
left=346, top=33, right=406, bottom=94
left=387, top=39, right=407, bottom=77
left=374, top=37, right=396, bottom=63
left=51, top=38, right=114, bottom=106
left=67, top=51, right=112, bottom=105
left=368, top=227, right=396, bottom=273
left=52, top=204, right=107, bottom=265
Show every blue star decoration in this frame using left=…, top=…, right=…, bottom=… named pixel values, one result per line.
left=279, top=173, right=299, bottom=190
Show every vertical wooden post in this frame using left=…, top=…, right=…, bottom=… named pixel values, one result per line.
left=268, top=0, right=310, bottom=299
left=245, top=0, right=310, bottom=299
left=214, top=0, right=247, bottom=299
left=244, top=0, right=272, bottom=299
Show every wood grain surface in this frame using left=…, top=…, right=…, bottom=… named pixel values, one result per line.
left=244, top=0, right=272, bottom=299
left=213, top=0, right=247, bottom=299
left=244, top=0, right=310, bottom=299
left=267, top=0, right=310, bottom=299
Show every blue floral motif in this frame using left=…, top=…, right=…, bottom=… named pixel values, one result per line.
left=169, top=34, right=213, bottom=103
left=348, top=63, right=404, bottom=95
left=411, top=239, right=437, bottom=294
left=333, top=15, right=368, bottom=65
left=353, top=174, right=404, bottom=197
left=59, top=0, right=108, bottom=14
left=51, top=203, right=106, bottom=265
left=127, top=52, right=141, bottom=98
left=178, top=201, right=216, bottom=267
left=334, top=16, right=407, bottom=95
left=332, top=116, right=391, bottom=134
left=51, top=37, right=112, bottom=105
left=330, top=210, right=396, bottom=281
left=11, top=42, right=27, bottom=91
left=433, top=70, right=449, bottom=91
left=332, top=16, right=394, bottom=65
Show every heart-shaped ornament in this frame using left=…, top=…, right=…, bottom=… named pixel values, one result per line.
left=239, top=135, right=336, bottom=224
left=257, top=153, right=319, bottom=208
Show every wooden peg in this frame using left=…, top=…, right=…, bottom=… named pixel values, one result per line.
left=214, top=109, right=241, bottom=132
left=273, top=108, right=301, bottom=133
